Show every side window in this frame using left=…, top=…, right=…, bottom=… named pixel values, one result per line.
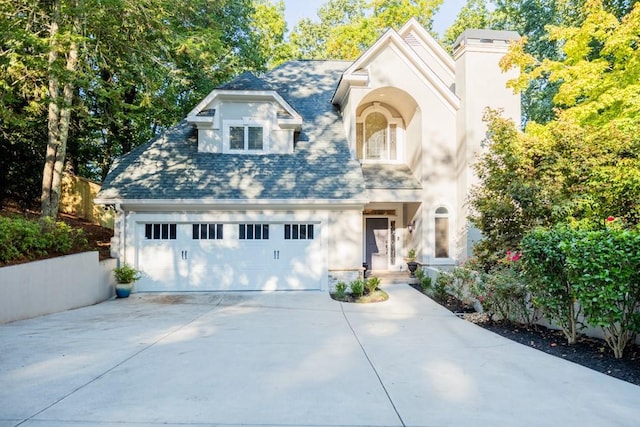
left=239, top=224, right=270, bottom=240
left=192, top=224, right=223, bottom=240
left=144, top=223, right=177, bottom=240
left=284, top=224, right=314, bottom=240
left=434, top=207, right=449, bottom=258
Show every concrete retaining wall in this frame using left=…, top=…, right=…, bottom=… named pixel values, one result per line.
left=0, top=252, right=116, bottom=324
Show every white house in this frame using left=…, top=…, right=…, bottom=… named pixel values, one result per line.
left=95, top=19, right=520, bottom=292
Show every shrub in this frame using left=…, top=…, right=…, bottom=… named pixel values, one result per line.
left=333, top=281, right=347, bottom=299
left=521, top=226, right=581, bottom=344
left=365, top=276, right=380, bottom=294
left=0, top=216, right=87, bottom=264
left=350, top=278, right=364, bottom=298
left=434, top=272, right=452, bottom=301
left=566, top=229, right=640, bottom=358
left=475, top=263, right=535, bottom=324
left=415, top=268, right=432, bottom=292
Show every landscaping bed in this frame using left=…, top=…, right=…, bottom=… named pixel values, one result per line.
left=411, top=283, right=640, bottom=387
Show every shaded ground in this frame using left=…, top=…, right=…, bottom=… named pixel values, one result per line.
left=410, top=284, right=640, bottom=387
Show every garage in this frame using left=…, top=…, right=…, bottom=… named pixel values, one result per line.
left=135, top=220, right=326, bottom=291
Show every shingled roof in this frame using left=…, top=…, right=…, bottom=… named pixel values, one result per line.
left=97, top=60, right=367, bottom=203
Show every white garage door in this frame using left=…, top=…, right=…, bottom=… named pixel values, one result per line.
left=136, top=221, right=325, bottom=291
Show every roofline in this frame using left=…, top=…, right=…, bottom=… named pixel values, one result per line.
left=94, top=198, right=369, bottom=209
left=397, top=17, right=455, bottom=76
left=332, top=28, right=460, bottom=110
left=187, top=90, right=302, bottom=122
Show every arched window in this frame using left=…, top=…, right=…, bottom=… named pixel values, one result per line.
left=435, top=207, right=449, bottom=258
left=356, top=103, right=402, bottom=162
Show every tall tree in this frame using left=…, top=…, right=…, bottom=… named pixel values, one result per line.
left=442, top=0, right=494, bottom=52
left=0, top=0, right=278, bottom=213
left=288, top=0, right=443, bottom=60
left=470, top=0, right=640, bottom=266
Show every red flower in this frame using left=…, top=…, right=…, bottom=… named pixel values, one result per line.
left=606, top=216, right=615, bottom=222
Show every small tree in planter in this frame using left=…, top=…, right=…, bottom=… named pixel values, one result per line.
left=112, top=264, right=141, bottom=298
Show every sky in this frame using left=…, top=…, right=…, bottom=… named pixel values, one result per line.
left=280, top=0, right=467, bottom=36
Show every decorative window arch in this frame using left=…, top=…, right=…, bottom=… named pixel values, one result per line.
left=434, top=207, right=449, bottom=258
left=356, top=103, right=403, bottom=162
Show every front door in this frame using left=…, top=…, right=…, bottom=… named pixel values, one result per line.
left=366, top=218, right=388, bottom=271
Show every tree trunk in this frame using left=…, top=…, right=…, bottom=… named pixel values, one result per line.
left=41, top=2, right=79, bottom=219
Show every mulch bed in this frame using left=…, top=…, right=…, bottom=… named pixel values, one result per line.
left=410, top=284, right=640, bottom=387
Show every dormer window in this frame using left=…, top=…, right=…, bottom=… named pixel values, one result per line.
left=230, top=125, right=263, bottom=150
left=224, top=119, right=268, bottom=153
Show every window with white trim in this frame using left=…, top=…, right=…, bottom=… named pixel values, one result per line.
left=192, top=224, right=223, bottom=240
left=225, top=119, right=267, bottom=152
left=356, top=103, right=403, bottom=163
left=144, top=223, right=177, bottom=240
left=434, top=207, right=449, bottom=258
left=284, top=224, right=314, bottom=240
left=239, top=224, right=269, bottom=240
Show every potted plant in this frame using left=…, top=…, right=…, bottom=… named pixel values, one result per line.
left=112, top=264, right=141, bottom=298
left=405, top=249, right=419, bottom=278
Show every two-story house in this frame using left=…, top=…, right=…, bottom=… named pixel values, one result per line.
left=96, top=19, right=520, bottom=292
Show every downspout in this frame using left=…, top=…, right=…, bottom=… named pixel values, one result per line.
left=115, top=203, right=125, bottom=266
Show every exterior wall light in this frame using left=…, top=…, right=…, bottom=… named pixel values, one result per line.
left=407, top=220, right=415, bottom=233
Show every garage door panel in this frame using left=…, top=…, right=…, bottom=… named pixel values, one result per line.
left=136, top=220, right=326, bottom=291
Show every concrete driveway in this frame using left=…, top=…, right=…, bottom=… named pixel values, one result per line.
left=1, top=285, right=639, bottom=427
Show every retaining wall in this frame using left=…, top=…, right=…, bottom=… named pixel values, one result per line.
left=0, top=252, right=116, bottom=324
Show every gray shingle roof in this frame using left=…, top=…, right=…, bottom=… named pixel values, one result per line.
left=361, top=164, right=422, bottom=190
left=98, top=60, right=367, bottom=202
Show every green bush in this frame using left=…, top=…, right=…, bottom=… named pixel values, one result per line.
left=350, top=278, right=364, bottom=298
left=522, top=226, right=581, bottom=344
left=0, top=216, right=87, bottom=264
left=365, top=276, right=380, bottom=294
left=434, top=272, right=452, bottom=301
left=566, top=228, right=640, bottom=359
left=474, top=263, right=534, bottom=324
left=415, top=268, right=432, bottom=292
left=333, top=281, right=347, bottom=299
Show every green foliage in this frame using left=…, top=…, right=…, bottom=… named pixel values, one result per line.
left=365, top=276, right=381, bottom=294
left=442, top=0, right=495, bottom=52
left=288, top=0, right=443, bottom=60
left=434, top=272, right=452, bottom=301
left=407, top=248, right=416, bottom=260
left=333, top=281, right=348, bottom=299
left=415, top=268, right=432, bottom=292
left=0, top=0, right=280, bottom=209
left=521, top=226, right=582, bottom=343
left=566, top=228, right=640, bottom=358
left=473, top=259, right=535, bottom=324
left=350, top=278, right=365, bottom=298
left=113, top=264, right=142, bottom=284
left=0, top=216, right=87, bottom=264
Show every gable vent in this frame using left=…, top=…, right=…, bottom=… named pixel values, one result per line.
left=403, top=33, right=420, bottom=46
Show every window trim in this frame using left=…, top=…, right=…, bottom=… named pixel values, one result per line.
left=356, top=104, right=403, bottom=163
left=223, top=119, right=269, bottom=153
left=434, top=207, right=450, bottom=259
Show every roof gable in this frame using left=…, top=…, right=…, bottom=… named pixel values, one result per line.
left=332, top=25, right=460, bottom=111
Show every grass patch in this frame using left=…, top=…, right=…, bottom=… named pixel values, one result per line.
left=330, top=289, right=389, bottom=303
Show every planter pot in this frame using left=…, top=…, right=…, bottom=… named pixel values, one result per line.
left=115, top=283, right=133, bottom=298
left=407, top=261, right=419, bottom=278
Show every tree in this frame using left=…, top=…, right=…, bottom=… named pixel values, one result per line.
left=288, top=0, right=443, bottom=60
left=442, top=0, right=495, bottom=52
left=470, top=1, right=640, bottom=266
left=0, top=0, right=279, bottom=213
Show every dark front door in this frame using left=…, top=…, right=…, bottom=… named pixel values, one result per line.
left=366, top=218, right=388, bottom=271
